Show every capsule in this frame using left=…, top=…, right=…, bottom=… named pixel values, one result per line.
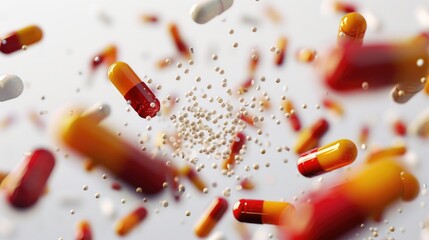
left=358, top=124, right=370, bottom=146
left=283, top=99, right=301, bottom=132
left=0, top=75, right=24, bottom=102
left=194, top=197, right=228, bottom=238
left=297, top=139, right=357, bottom=177
left=108, top=62, right=160, bottom=118
left=296, top=48, right=317, bottom=63
left=275, top=36, right=288, bottom=66
left=318, top=34, right=429, bottom=103
left=76, top=220, right=92, bottom=240
left=168, top=23, right=191, bottom=59
left=233, top=199, right=294, bottom=225
left=392, top=119, right=407, bottom=136
left=337, top=12, right=367, bottom=46
left=222, top=132, right=246, bottom=169
left=280, top=158, right=419, bottom=240
left=115, top=207, right=148, bottom=236
left=248, top=49, right=260, bottom=76
left=191, top=0, right=234, bottom=24
left=425, top=75, right=429, bottom=95
left=1, top=148, right=55, bottom=208
left=28, top=110, right=45, bottom=130
left=294, top=118, right=329, bottom=154
left=322, top=97, right=344, bottom=116
left=141, top=14, right=159, bottom=23
left=91, top=45, right=117, bottom=70
left=239, top=112, right=256, bottom=127
left=333, top=1, right=357, bottom=14
left=237, top=77, right=253, bottom=95
left=0, top=171, right=8, bottom=184
left=180, top=165, right=207, bottom=192
left=365, top=144, right=406, bottom=163
left=0, top=25, right=43, bottom=54
left=239, top=178, right=255, bottom=190
left=56, top=108, right=167, bottom=194
left=81, top=103, right=111, bottom=123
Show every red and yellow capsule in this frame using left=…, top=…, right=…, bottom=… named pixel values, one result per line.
left=0, top=25, right=43, bottom=54
left=233, top=199, right=294, bottom=225
left=239, top=178, right=255, bottom=190
left=248, top=49, right=260, bottom=76
left=333, top=1, right=357, bottom=14
left=275, top=36, right=288, bottom=66
left=1, top=148, right=55, bottom=208
left=222, top=132, right=246, bottom=169
left=365, top=144, right=406, bottom=163
left=91, top=45, right=117, bottom=70
left=237, top=77, right=254, bottom=95
left=322, top=97, right=344, bottom=116
left=239, top=112, right=256, bottom=127
left=358, top=124, right=370, bottom=146
left=76, top=220, right=93, bottom=240
left=283, top=99, right=301, bottom=132
left=168, top=23, right=191, bottom=59
left=297, top=139, right=357, bottom=177
left=337, top=12, right=367, bottom=46
left=296, top=48, right=317, bottom=63
left=180, top=165, right=207, bottom=192
left=194, top=197, right=228, bottom=238
left=108, top=62, right=160, bottom=118
left=294, top=118, right=329, bottom=154
left=141, top=14, right=159, bottom=24
left=115, top=207, right=148, bottom=236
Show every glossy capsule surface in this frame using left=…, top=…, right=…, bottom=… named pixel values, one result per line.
left=91, top=45, right=117, bottom=70
left=319, top=34, right=429, bottom=103
left=222, top=132, right=246, bottom=169
left=108, top=62, right=160, bottom=118
left=281, top=158, right=419, bottom=240
left=191, top=0, right=234, bottom=24
left=194, top=197, right=228, bottom=238
left=297, top=139, right=357, bottom=177
left=0, top=25, right=43, bottom=54
left=1, top=148, right=55, bottom=208
left=57, top=108, right=167, bottom=194
left=337, top=12, right=367, bottom=46
left=115, top=207, right=148, bottom=236
left=233, top=199, right=294, bottom=225
left=76, top=220, right=92, bottom=240
left=294, top=118, right=329, bottom=154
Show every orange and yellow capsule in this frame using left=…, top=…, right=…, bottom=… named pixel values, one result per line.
left=233, top=199, right=294, bottom=225
left=333, top=1, right=357, bottom=14
left=296, top=48, right=317, bottom=63
left=337, top=12, right=367, bottom=46
left=180, top=165, right=207, bottom=192
left=115, top=207, right=148, bottom=236
left=275, top=36, right=288, bottom=66
left=294, top=118, right=329, bottom=154
left=76, top=220, right=93, bottom=240
left=108, top=62, right=160, bottom=118
left=0, top=25, right=43, bottom=54
left=283, top=99, right=301, bottom=132
left=194, top=197, right=228, bottom=238
left=222, top=132, right=246, bottom=169
left=91, top=45, right=117, bottom=70
left=297, top=139, right=357, bottom=177
left=365, top=144, right=406, bottom=163
left=322, top=97, right=344, bottom=116
left=141, top=14, right=159, bottom=24
left=168, top=23, right=191, bottom=59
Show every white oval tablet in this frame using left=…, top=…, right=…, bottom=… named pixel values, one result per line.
left=191, top=0, right=234, bottom=24
left=0, top=75, right=24, bottom=102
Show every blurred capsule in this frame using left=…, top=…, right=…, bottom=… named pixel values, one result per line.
left=322, top=97, right=344, bottom=116
left=0, top=25, right=43, bottom=54
left=28, top=110, right=45, bottom=130
left=239, top=113, right=256, bottom=127
left=265, top=5, right=282, bottom=24
left=190, top=0, right=234, bottom=24
left=194, top=197, right=228, bottom=238
left=333, top=1, right=357, bottom=14
left=91, top=45, right=117, bottom=70
left=1, top=148, right=55, bottom=208
left=248, top=49, right=260, bottom=76
left=319, top=34, right=429, bottom=103
left=358, top=124, right=370, bottom=146
left=108, top=62, right=160, bottom=118
left=237, top=78, right=253, bottom=95
left=296, top=48, right=317, bottom=63
left=425, top=76, right=429, bottom=94
left=298, top=139, right=357, bottom=177
left=239, top=178, right=255, bottom=190
left=275, top=36, right=288, bottom=66
left=409, top=107, right=429, bottom=138
left=141, top=14, right=159, bottom=23
left=168, top=23, right=191, bottom=59
left=56, top=108, right=167, bottom=194
left=81, top=103, right=111, bottom=123
left=365, top=144, right=406, bottom=163
left=115, top=207, right=148, bottom=236
left=180, top=165, right=207, bottom=192
left=0, top=75, right=24, bottom=102
left=0, top=171, right=8, bottom=184
left=76, top=220, right=92, bottom=240
left=294, top=118, right=329, bottom=154
left=283, top=99, right=301, bottom=132
left=222, top=132, right=246, bottom=169
left=392, top=119, right=407, bottom=136
left=233, top=199, right=294, bottom=225
left=337, top=12, right=367, bottom=46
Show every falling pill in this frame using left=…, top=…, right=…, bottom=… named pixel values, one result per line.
left=0, top=75, right=24, bottom=102
left=190, top=0, right=234, bottom=24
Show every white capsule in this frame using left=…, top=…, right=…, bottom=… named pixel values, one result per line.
left=0, top=75, right=24, bottom=102
left=82, top=103, right=111, bottom=123
left=190, top=0, right=234, bottom=24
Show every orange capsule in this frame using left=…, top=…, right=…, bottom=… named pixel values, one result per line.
left=365, top=145, right=406, bottom=163
left=180, top=165, right=207, bottom=192
left=248, top=49, right=260, bottom=76
left=294, top=118, right=329, bottom=155
left=76, top=220, right=93, bottom=240
left=275, top=36, right=288, bottom=66
left=168, top=23, right=191, bottom=59
left=233, top=199, right=295, bottom=225
left=91, top=45, right=117, bottom=70
left=194, top=197, right=228, bottom=238
left=322, top=97, right=344, bottom=116
left=333, top=1, right=357, bottom=14
left=296, top=48, right=317, bottom=63
left=156, top=57, right=175, bottom=69
left=0, top=25, right=43, bottom=54
left=239, top=112, right=256, bottom=127
left=115, top=207, right=148, bottom=236
left=338, top=12, right=367, bottom=46
left=297, top=139, right=357, bottom=177
left=222, top=132, right=246, bottom=169
left=425, top=75, right=429, bottom=95
left=83, top=159, right=97, bottom=172
left=141, top=14, right=159, bottom=23
left=108, top=62, right=160, bottom=118
left=283, top=99, right=301, bottom=132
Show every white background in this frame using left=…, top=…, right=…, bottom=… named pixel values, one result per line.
left=0, top=0, right=428, bottom=239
